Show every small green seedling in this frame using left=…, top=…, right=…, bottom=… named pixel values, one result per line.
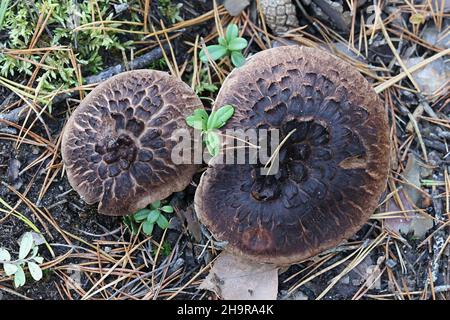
left=194, top=67, right=218, bottom=95
left=186, top=104, right=235, bottom=157
left=157, top=241, right=172, bottom=258
left=129, top=200, right=174, bottom=236
left=199, top=24, right=248, bottom=68
left=0, top=232, right=44, bottom=288
left=195, top=82, right=218, bottom=95
left=158, top=0, right=183, bottom=24
left=0, top=0, right=10, bottom=30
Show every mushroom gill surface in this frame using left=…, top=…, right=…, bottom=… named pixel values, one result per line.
left=195, top=46, right=390, bottom=264
left=62, top=70, right=202, bottom=216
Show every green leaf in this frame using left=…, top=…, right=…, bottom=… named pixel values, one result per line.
left=156, top=214, right=170, bottom=229
left=134, top=209, right=152, bottom=222
left=0, top=248, right=11, bottom=261
left=31, top=246, right=38, bottom=257
left=4, top=263, right=18, bottom=276
left=160, top=205, right=174, bottom=213
left=33, top=256, right=44, bottom=264
left=14, top=266, right=26, bottom=287
left=226, top=24, right=239, bottom=43
left=186, top=110, right=208, bottom=131
left=28, top=262, right=42, bottom=281
left=208, top=105, right=235, bottom=129
left=218, top=36, right=227, bottom=47
left=199, top=83, right=218, bottom=94
left=190, top=109, right=209, bottom=131
left=228, top=37, right=247, bottom=51
left=147, top=210, right=160, bottom=223
left=142, top=220, right=154, bottom=236
left=186, top=115, right=205, bottom=130
left=193, top=109, right=209, bottom=119
left=0, top=0, right=10, bottom=30
left=19, top=232, right=33, bottom=259
left=123, top=216, right=138, bottom=235
left=231, top=51, right=246, bottom=67
left=199, top=45, right=227, bottom=62
left=151, top=200, right=161, bottom=209
left=205, top=131, right=220, bottom=157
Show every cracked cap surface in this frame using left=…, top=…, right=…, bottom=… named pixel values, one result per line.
left=195, top=46, right=390, bottom=264
left=62, top=69, right=202, bottom=216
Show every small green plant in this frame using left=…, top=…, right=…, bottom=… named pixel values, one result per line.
left=123, top=215, right=139, bottom=235
left=195, top=68, right=218, bottom=95
left=158, top=0, right=183, bottom=24
left=0, top=0, right=137, bottom=93
left=186, top=104, right=235, bottom=157
left=158, top=241, right=172, bottom=258
left=0, top=232, right=44, bottom=288
left=195, top=81, right=218, bottom=95
left=0, top=0, right=10, bottom=30
left=195, top=82, right=218, bottom=95
left=199, top=24, right=247, bottom=68
left=148, top=57, right=168, bottom=71
left=126, top=200, right=174, bottom=236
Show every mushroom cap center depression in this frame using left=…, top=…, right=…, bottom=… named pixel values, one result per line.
left=250, top=118, right=333, bottom=202
left=95, top=134, right=138, bottom=170
left=91, top=112, right=160, bottom=179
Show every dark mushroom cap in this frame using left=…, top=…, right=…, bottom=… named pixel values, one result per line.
left=62, top=70, right=202, bottom=216
left=195, top=46, right=390, bottom=264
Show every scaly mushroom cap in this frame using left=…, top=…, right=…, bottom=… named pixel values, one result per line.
left=62, top=70, right=202, bottom=216
left=195, top=46, right=390, bottom=264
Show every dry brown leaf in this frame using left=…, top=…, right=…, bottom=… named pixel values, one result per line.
left=200, top=251, right=279, bottom=300
left=404, top=57, right=449, bottom=95
left=223, top=0, right=250, bottom=16
left=384, top=154, right=434, bottom=238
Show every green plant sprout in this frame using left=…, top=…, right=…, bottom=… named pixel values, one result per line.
left=148, top=57, right=168, bottom=71
left=195, top=81, right=218, bottom=95
left=199, top=24, right=247, bottom=68
left=194, top=67, right=218, bottom=95
left=0, top=232, right=44, bottom=288
left=0, top=0, right=10, bottom=30
left=125, top=200, right=174, bottom=236
left=158, top=0, right=183, bottom=24
left=186, top=104, right=235, bottom=157
left=158, top=241, right=172, bottom=258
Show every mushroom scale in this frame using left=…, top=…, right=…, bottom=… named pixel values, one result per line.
left=195, top=46, right=390, bottom=265
left=62, top=70, right=202, bottom=216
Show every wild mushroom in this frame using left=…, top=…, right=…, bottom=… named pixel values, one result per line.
left=195, top=46, right=390, bottom=265
left=62, top=70, right=202, bottom=216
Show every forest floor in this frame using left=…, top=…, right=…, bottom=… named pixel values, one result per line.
left=0, top=0, right=449, bottom=300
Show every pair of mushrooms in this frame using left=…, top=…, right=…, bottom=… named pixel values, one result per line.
left=62, top=46, right=389, bottom=265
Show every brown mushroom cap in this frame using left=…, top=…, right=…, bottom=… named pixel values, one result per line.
left=195, top=46, right=390, bottom=265
left=62, top=69, right=202, bottom=216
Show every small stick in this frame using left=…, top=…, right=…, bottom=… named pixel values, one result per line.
left=374, top=48, right=450, bottom=93
left=264, top=129, right=296, bottom=175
